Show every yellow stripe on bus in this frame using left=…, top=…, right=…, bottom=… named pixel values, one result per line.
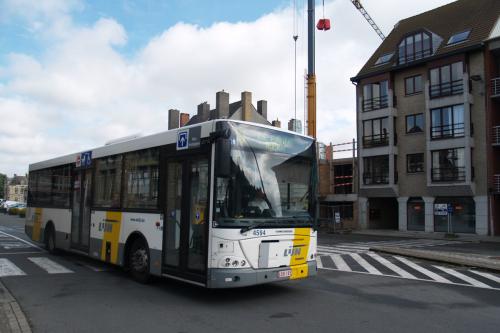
left=290, top=228, right=310, bottom=280
left=32, top=208, right=43, bottom=242
left=101, top=211, right=122, bottom=264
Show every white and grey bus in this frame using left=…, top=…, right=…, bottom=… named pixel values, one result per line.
left=25, top=120, right=318, bottom=287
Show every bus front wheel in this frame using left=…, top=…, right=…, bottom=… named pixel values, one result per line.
left=128, top=238, right=151, bottom=284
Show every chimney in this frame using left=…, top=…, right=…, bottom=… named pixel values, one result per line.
left=197, top=102, right=210, bottom=122
left=271, top=119, right=281, bottom=128
left=216, top=90, right=230, bottom=119
left=168, top=109, right=180, bottom=129
left=180, top=113, right=190, bottom=127
left=257, top=100, right=267, bottom=119
left=241, top=91, right=252, bottom=121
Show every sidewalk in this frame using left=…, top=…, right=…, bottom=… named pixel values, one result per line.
left=352, top=229, right=500, bottom=243
left=0, top=280, right=31, bottom=333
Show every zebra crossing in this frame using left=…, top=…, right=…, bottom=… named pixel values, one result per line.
left=317, top=243, right=500, bottom=291
left=0, top=255, right=108, bottom=277
left=317, top=239, right=466, bottom=255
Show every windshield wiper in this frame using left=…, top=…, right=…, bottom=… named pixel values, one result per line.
left=240, top=222, right=270, bottom=234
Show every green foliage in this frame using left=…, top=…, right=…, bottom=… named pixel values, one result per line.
left=0, top=173, right=6, bottom=198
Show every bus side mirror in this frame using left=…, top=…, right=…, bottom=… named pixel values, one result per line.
left=215, top=138, right=231, bottom=177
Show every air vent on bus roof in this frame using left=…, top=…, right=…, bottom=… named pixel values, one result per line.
left=104, top=133, right=142, bottom=146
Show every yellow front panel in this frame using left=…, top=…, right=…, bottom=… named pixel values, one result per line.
left=290, top=228, right=311, bottom=280
left=32, top=208, right=43, bottom=242
left=101, top=211, right=122, bottom=264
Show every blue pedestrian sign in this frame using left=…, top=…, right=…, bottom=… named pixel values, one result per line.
left=177, top=130, right=189, bottom=150
left=76, top=151, right=92, bottom=168
left=447, top=204, right=453, bottom=214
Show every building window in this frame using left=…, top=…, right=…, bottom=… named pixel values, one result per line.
left=375, top=52, right=394, bottom=66
left=363, top=117, right=389, bottom=147
left=405, top=75, right=422, bottom=95
left=431, top=148, right=465, bottom=182
left=434, top=197, right=475, bottom=233
left=363, top=81, right=388, bottom=111
left=333, top=164, right=353, bottom=194
left=407, top=197, right=425, bottom=231
left=94, top=155, right=123, bottom=208
left=406, top=113, right=424, bottom=133
left=430, top=104, right=464, bottom=139
left=51, top=166, right=71, bottom=207
left=407, top=153, right=424, bottom=173
left=123, top=148, right=159, bottom=209
left=447, top=30, right=471, bottom=45
left=429, top=62, right=464, bottom=98
left=398, top=31, right=432, bottom=64
left=363, top=155, right=389, bottom=185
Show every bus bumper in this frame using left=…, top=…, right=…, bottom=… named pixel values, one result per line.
left=207, top=261, right=317, bottom=288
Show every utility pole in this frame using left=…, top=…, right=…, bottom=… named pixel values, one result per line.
left=307, top=0, right=316, bottom=138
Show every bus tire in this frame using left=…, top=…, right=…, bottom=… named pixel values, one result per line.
left=128, top=238, right=151, bottom=284
left=45, top=225, right=57, bottom=254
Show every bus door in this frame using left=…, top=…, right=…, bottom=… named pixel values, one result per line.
left=71, top=168, right=92, bottom=251
left=163, top=154, right=210, bottom=282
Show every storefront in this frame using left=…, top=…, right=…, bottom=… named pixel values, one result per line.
left=407, top=197, right=425, bottom=231
left=434, top=197, right=475, bottom=233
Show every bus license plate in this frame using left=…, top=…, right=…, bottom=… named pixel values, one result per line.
left=278, top=270, right=292, bottom=278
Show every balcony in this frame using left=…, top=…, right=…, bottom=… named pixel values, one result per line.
left=363, top=95, right=389, bottom=112
left=429, top=79, right=464, bottom=99
left=491, top=77, right=500, bottom=98
left=431, top=123, right=465, bottom=140
left=494, top=175, right=500, bottom=194
left=363, top=171, right=389, bottom=185
left=431, top=167, right=466, bottom=182
left=362, top=134, right=389, bottom=148
left=493, top=126, right=500, bottom=146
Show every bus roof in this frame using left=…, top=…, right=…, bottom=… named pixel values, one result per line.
left=29, top=119, right=314, bottom=172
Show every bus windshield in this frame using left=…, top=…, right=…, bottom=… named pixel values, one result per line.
left=214, top=122, right=316, bottom=228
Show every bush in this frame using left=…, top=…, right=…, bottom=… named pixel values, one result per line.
left=18, top=208, right=26, bottom=218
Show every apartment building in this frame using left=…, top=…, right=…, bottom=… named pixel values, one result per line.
left=351, top=0, right=500, bottom=235
left=288, top=118, right=303, bottom=134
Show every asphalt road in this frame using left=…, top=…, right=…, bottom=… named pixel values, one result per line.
left=1, top=214, right=500, bottom=333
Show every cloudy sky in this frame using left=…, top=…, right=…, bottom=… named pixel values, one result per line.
left=0, top=0, right=455, bottom=176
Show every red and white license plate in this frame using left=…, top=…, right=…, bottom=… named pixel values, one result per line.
left=278, top=270, right=292, bottom=278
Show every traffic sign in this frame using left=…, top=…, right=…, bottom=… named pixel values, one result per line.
left=177, top=130, right=189, bottom=150
left=447, top=204, right=453, bottom=214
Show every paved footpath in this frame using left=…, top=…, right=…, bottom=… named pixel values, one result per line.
left=1, top=271, right=32, bottom=333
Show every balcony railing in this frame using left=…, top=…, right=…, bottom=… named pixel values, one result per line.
left=431, top=167, right=466, bottom=182
left=493, top=126, right=500, bottom=146
left=363, top=95, right=389, bottom=112
left=491, top=77, right=500, bottom=97
left=363, top=171, right=389, bottom=185
left=431, top=123, right=465, bottom=140
left=494, top=175, right=500, bottom=194
left=429, top=79, right=464, bottom=99
left=362, top=134, right=389, bottom=148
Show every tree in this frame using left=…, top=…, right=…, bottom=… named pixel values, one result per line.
left=0, top=173, right=6, bottom=198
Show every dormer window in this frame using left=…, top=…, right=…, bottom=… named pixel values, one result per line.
left=375, top=52, right=394, bottom=66
left=398, top=31, right=432, bottom=64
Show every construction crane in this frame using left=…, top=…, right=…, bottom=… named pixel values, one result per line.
left=350, top=0, right=385, bottom=40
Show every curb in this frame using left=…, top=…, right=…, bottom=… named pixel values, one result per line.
left=370, top=246, right=500, bottom=272
left=0, top=280, right=32, bottom=333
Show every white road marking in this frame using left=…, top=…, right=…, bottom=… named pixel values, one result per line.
left=330, top=254, right=351, bottom=271
left=0, top=231, right=45, bottom=251
left=433, top=266, right=491, bottom=289
left=350, top=253, right=382, bottom=275
left=0, top=251, right=43, bottom=255
left=393, top=256, right=452, bottom=283
left=0, top=258, right=26, bottom=277
left=469, top=270, right=500, bottom=284
left=316, top=256, right=323, bottom=269
left=365, top=253, right=416, bottom=279
left=28, top=257, right=74, bottom=274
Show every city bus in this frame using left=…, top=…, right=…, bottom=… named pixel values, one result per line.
left=25, top=120, right=318, bottom=288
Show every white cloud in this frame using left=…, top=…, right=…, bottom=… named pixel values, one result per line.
left=0, top=0, right=454, bottom=175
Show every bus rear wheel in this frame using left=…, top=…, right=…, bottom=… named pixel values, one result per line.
left=128, top=238, right=151, bottom=284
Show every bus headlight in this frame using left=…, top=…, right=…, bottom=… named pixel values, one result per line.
left=220, top=256, right=248, bottom=268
